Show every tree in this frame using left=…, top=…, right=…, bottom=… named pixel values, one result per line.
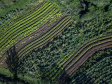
left=6, top=46, right=19, bottom=80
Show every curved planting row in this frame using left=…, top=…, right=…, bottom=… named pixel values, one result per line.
left=43, top=36, right=112, bottom=80
left=54, top=36, right=112, bottom=71
left=71, top=56, right=112, bottom=84
left=67, top=41, right=112, bottom=75
left=62, top=36, right=112, bottom=69
left=0, top=2, right=52, bottom=53
left=0, top=15, right=65, bottom=66
left=58, top=36, right=112, bottom=80
left=0, top=15, right=73, bottom=68
left=0, top=1, right=62, bottom=57
left=0, top=20, right=50, bottom=67
left=57, top=36, right=112, bottom=70
left=18, top=16, right=73, bottom=60
left=37, top=36, right=112, bottom=80
left=0, top=1, right=45, bottom=29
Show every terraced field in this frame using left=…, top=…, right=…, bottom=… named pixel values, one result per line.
left=0, top=1, right=62, bottom=58
left=34, top=36, right=112, bottom=81
left=56, top=36, right=112, bottom=81
left=0, top=0, right=112, bottom=84
left=71, top=56, right=112, bottom=84
left=70, top=47, right=112, bottom=84
left=0, top=1, right=73, bottom=68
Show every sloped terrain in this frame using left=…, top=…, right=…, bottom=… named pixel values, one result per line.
left=0, top=0, right=112, bottom=84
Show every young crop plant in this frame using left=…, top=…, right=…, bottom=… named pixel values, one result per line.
left=70, top=48, right=112, bottom=84
left=0, top=1, right=63, bottom=58
left=0, top=0, right=112, bottom=84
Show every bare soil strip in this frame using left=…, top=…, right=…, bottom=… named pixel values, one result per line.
left=59, top=40, right=112, bottom=80
left=62, top=36, right=112, bottom=68
left=67, top=41, right=112, bottom=75
left=0, top=15, right=67, bottom=68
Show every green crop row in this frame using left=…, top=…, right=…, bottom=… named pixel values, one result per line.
left=65, top=38, right=112, bottom=71
left=18, top=16, right=72, bottom=59
left=37, top=19, right=73, bottom=79
left=1, top=8, right=61, bottom=56
left=0, top=5, right=55, bottom=52
left=0, top=3, right=60, bottom=55
left=60, top=35, right=112, bottom=70
left=0, top=3, right=53, bottom=44
left=17, top=16, right=69, bottom=55
left=19, top=17, right=73, bottom=79
left=0, top=1, right=45, bottom=29
left=0, top=2, right=50, bottom=38
left=17, top=9, right=63, bottom=56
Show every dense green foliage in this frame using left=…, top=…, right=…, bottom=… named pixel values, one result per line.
left=47, top=0, right=112, bottom=22
left=17, top=16, right=73, bottom=76
left=0, top=0, right=40, bottom=17
left=17, top=0, right=112, bottom=82
left=70, top=48, right=112, bottom=84
left=0, top=0, right=112, bottom=84
left=0, top=1, right=62, bottom=58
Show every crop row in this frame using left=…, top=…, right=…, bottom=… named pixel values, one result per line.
left=37, top=20, right=73, bottom=80
left=65, top=38, right=112, bottom=71
left=62, top=36, right=112, bottom=69
left=18, top=16, right=73, bottom=60
left=18, top=15, right=69, bottom=56
left=59, top=36, right=112, bottom=69
left=0, top=1, right=45, bottom=29
left=0, top=2, right=49, bottom=39
left=0, top=6, right=56, bottom=53
left=52, top=36, right=112, bottom=72
left=0, top=2, right=61, bottom=55
left=57, top=36, right=112, bottom=81
left=0, top=2, right=52, bottom=47
left=67, top=41, right=112, bottom=76
left=5, top=8, right=60, bottom=54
